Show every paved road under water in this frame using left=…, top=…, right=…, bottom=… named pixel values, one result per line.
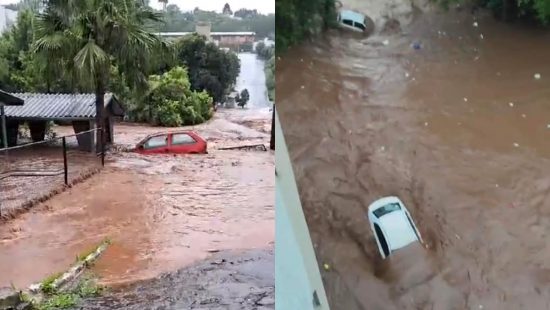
left=278, top=3, right=550, bottom=309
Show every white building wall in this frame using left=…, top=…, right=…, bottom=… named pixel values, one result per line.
left=0, top=6, right=18, bottom=34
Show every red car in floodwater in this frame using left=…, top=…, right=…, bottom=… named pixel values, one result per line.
left=134, top=131, right=207, bottom=155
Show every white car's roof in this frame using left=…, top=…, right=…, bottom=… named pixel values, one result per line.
left=378, top=211, right=418, bottom=251
left=340, top=10, right=366, bottom=24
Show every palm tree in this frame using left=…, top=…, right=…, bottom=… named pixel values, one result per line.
left=34, top=0, right=164, bottom=152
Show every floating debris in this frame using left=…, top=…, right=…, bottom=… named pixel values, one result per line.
left=509, top=102, right=514, bottom=107
left=522, top=114, right=526, bottom=118
left=382, top=39, right=390, bottom=46
left=473, top=21, right=479, bottom=27
left=463, top=97, right=468, bottom=102
left=496, top=184, right=499, bottom=188
left=546, top=124, right=550, bottom=129
left=405, top=72, right=410, bottom=78
left=480, top=34, right=484, bottom=39
left=300, top=85, right=305, bottom=89
left=300, top=58, right=304, bottom=62
left=380, top=146, right=386, bottom=151
left=323, top=263, right=330, bottom=271
left=424, top=122, right=429, bottom=126
left=534, top=73, right=542, bottom=80
left=513, top=143, right=520, bottom=147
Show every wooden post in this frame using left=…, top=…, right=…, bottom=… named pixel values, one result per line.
left=1, top=104, right=7, bottom=150
left=62, top=137, right=68, bottom=185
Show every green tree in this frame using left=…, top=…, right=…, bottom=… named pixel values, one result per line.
left=144, top=66, right=213, bottom=126
left=238, top=88, right=249, bottom=108
left=276, top=0, right=336, bottom=52
left=34, top=0, right=164, bottom=151
left=265, top=55, right=275, bottom=101
left=175, top=33, right=240, bottom=103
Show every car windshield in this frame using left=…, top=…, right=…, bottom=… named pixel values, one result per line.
left=373, top=203, right=401, bottom=218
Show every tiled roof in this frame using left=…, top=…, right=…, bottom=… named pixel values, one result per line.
left=4, top=93, right=119, bottom=120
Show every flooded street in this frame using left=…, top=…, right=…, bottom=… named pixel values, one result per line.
left=278, top=2, right=550, bottom=309
left=0, top=53, right=274, bottom=304
left=237, top=53, right=272, bottom=108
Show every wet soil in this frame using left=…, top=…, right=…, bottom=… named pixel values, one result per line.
left=277, top=2, right=550, bottom=309
left=74, top=248, right=274, bottom=310
left=0, top=107, right=274, bottom=290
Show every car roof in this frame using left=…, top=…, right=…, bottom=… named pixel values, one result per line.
left=143, top=131, right=198, bottom=139
left=340, top=10, right=366, bottom=24
left=368, top=196, right=402, bottom=212
left=378, top=210, right=418, bottom=251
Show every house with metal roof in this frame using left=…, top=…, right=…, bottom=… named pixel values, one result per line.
left=3, top=93, right=124, bottom=150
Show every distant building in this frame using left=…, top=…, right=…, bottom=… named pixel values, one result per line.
left=0, top=6, right=18, bottom=33
left=159, top=22, right=256, bottom=52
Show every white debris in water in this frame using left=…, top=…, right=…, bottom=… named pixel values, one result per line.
left=458, top=122, right=462, bottom=126
left=480, top=34, right=484, bottom=39
left=546, top=124, right=550, bottom=129
left=479, top=305, right=483, bottom=309
left=277, top=56, right=281, bottom=61
left=463, top=97, right=468, bottom=102
left=300, top=58, right=304, bottom=62
left=424, top=122, right=429, bottom=127
left=513, top=143, right=520, bottom=147
left=474, top=56, right=480, bottom=61
left=534, top=73, right=542, bottom=80
left=412, top=77, right=416, bottom=81
left=473, top=21, right=479, bottom=27
left=405, top=72, right=410, bottom=78
left=455, top=234, right=461, bottom=240
left=509, top=102, right=514, bottom=107
left=522, top=114, right=526, bottom=118
left=382, top=39, right=389, bottom=46
left=380, top=146, right=386, bottom=151
left=348, top=130, right=352, bottom=135
left=300, top=85, right=305, bottom=89
left=496, top=184, right=499, bottom=188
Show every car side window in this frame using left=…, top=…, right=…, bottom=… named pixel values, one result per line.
left=374, top=223, right=390, bottom=257
left=354, top=22, right=366, bottom=31
left=343, top=19, right=353, bottom=26
left=143, top=135, right=168, bottom=149
left=172, top=133, right=197, bottom=145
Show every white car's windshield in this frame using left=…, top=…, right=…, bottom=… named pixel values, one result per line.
left=373, top=203, right=401, bottom=218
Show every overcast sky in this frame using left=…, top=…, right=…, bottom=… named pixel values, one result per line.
left=0, top=0, right=275, bottom=14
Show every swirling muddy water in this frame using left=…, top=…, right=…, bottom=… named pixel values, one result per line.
left=0, top=53, right=274, bottom=290
left=277, top=5, right=550, bottom=310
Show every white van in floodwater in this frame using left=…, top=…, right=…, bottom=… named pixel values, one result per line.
left=337, top=9, right=374, bottom=34
left=367, top=196, right=423, bottom=259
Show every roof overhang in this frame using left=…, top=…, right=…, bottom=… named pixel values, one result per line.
left=0, top=90, right=24, bottom=106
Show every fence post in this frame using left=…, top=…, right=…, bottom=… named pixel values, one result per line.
left=62, top=137, right=68, bottom=185
left=101, top=128, right=105, bottom=167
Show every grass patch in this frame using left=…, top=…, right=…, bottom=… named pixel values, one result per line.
left=41, top=272, right=63, bottom=295
left=34, top=274, right=104, bottom=310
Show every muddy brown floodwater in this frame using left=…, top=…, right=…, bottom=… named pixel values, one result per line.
left=0, top=107, right=274, bottom=291
left=278, top=2, right=550, bottom=309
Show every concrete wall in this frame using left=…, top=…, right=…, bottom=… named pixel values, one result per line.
left=72, top=120, right=95, bottom=152
left=274, top=111, right=330, bottom=310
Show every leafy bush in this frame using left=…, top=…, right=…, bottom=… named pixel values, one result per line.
left=132, top=66, right=214, bottom=127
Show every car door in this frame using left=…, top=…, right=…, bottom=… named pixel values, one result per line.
left=142, top=134, right=169, bottom=154
left=170, top=132, right=201, bottom=154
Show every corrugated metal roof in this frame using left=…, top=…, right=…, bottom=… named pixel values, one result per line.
left=4, top=93, right=115, bottom=120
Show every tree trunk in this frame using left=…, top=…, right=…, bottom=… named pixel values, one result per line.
left=95, top=77, right=106, bottom=154
left=270, top=104, right=275, bottom=150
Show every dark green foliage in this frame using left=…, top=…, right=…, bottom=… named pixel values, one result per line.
left=175, top=34, right=240, bottom=104
left=276, top=0, right=337, bottom=52
left=132, top=66, right=214, bottom=127
left=265, top=55, right=275, bottom=101
left=237, top=89, right=250, bottom=108
left=255, top=41, right=275, bottom=59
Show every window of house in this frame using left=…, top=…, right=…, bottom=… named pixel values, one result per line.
left=143, top=135, right=168, bottom=149
left=172, top=133, right=197, bottom=145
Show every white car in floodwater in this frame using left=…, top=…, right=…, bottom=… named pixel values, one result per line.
left=337, top=9, right=374, bottom=34
left=367, top=196, right=423, bottom=259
